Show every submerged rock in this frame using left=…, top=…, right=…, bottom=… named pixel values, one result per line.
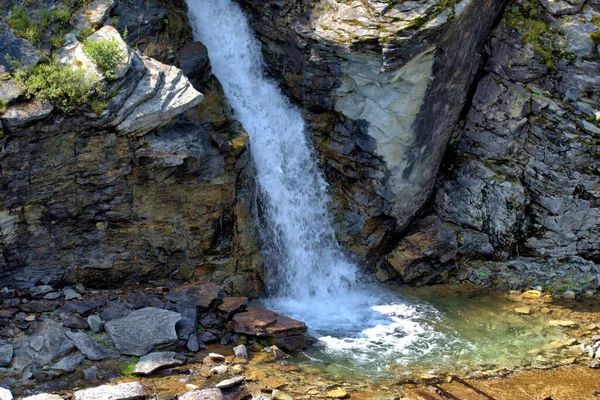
left=105, top=307, right=181, bottom=356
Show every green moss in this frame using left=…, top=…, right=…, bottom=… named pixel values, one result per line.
left=0, top=100, right=8, bottom=114
left=120, top=357, right=139, bottom=377
left=590, top=31, right=600, bottom=44
left=83, top=38, right=124, bottom=78
left=90, top=99, right=108, bottom=115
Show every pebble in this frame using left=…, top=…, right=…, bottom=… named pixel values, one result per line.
left=207, top=353, right=226, bottom=363
left=87, top=315, right=104, bottom=333
left=210, top=365, right=228, bottom=375
left=326, top=389, right=349, bottom=399
left=562, top=291, right=576, bottom=300
left=514, top=307, right=532, bottom=315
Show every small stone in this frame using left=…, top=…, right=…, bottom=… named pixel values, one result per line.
left=0, top=387, right=12, bottom=400
left=210, top=365, right=228, bottom=375
left=198, top=331, right=218, bottom=343
left=589, top=361, right=600, bottom=369
left=64, top=288, right=82, bottom=301
left=272, top=390, right=294, bottom=400
left=133, top=352, right=186, bottom=375
left=43, top=292, right=63, bottom=300
left=270, top=346, right=286, bottom=359
left=531, top=286, right=543, bottom=292
left=233, top=344, right=248, bottom=360
left=204, top=353, right=226, bottom=363
left=514, top=307, right=532, bottom=315
left=562, top=291, right=576, bottom=300
left=63, top=314, right=89, bottom=329
left=327, top=389, right=349, bottom=399
left=187, top=334, right=201, bottom=352
left=215, top=376, right=245, bottom=389
left=87, top=315, right=105, bottom=333
left=584, top=291, right=595, bottom=298
left=73, top=382, right=146, bottom=400
left=549, top=320, right=578, bottom=328
left=75, top=284, right=86, bottom=295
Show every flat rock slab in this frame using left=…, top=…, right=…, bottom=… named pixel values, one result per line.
left=52, top=352, right=85, bottom=372
left=231, top=308, right=307, bottom=337
left=215, top=376, right=245, bottom=389
left=18, top=299, right=62, bottom=313
left=105, top=307, right=181, bottom=356
left=179, top=388, right=223, bottom=400
left=17, top=319, right=76, bottom=368
left=65, top=330, right=114, bottom=360
left=74, top=382, right=146, bottom=400
left=133, top=351, right=186, bottom=375
left=22, top=395, right=63, bottom=400
left=218, top=297, right=248, bottom=319
left=166, top=282, right=225, bottom=310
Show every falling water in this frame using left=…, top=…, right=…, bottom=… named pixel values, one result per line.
left=185, top=0, right=454, bottom=375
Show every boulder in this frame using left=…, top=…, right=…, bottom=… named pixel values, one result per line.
left=74, top=382, right=146, bottom=400
left=0, top=21, right=39, bottom=75
left=231, top=309, right=307, bottom=337
left=133, top=351, right=186, bottom=375
left=51, top=352, right=85, bottom=372
left=65, top=330, right=115, bottom=360
left=104, top=307, right=181, bottom=356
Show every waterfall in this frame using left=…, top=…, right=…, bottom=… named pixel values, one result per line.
left=186, top=0, right=445, bottom=373
left=186, top=0, right=360, bottom=301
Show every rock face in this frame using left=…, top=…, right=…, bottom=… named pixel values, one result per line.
left=237, top=0, right=509, bottom=263
left=0, top=0, right=264, bottom=296
left=104, top=307, right=181, bottom=356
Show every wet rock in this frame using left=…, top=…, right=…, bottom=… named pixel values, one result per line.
left=270, top=346, right=286, bottom=360
left=74, top=382, right=146, bottom=400
left=221, top=386, right=250, bottom=400
left=62, top=314, right=89, bottom=329
left=65, top=330, right=114, bottom=361
left=0, top=344, right=13, bottom=367
left=0, top=388, right=12, bottom=400
left=133, top=351, right=186, bottom=375
left=326, top=389, right=349, bottom=399
left=179, top=388, right=223, bottom=400
left=233, top=344, right=248, bottom=360
left=75, top=284, right=86, bottom=295
left=589, top=361, right=600, bottom=369
left=52, top=352, right=85, bottom=372
left=166, top=282, right=226, bottom=310
left=231, top=309, right=307, bottom=337
left=218, top=297, right=248, bottom=319
left=19, top=300, right=62, bottom=313
left=220, top=333, right=232, bottom=345
left=105, top=307, right=181, bottom=356
left=272, top=390, right=294, bottom=400
left=273, top=335, right=315, bottom=352
left=204, top=353, right=226, bottom=364
left=178, top=41, right=211, bottom=86
left=87, top=315, right=105, bottom=333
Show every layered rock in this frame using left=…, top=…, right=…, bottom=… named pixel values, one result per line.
left=236, top=0, right=509, bottom=263
left=0, top=0, right=264, bottom=296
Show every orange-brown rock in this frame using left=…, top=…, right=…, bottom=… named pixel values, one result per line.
left=218, top=297, right=248, bottom=319
left=231, top=308, right=307, bottom=338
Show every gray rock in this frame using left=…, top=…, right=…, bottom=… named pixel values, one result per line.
left=65, top=331, right=113, bottom=361
left=133, top=351, right=186, bottom=375
left=21, top=395, right=63, bottom=400
left=2, top=99, right=53, bottom=130
left=104, top=307, right=181, bottom=356
left=0, top=21, right=40, bottom=74
left=82, top=366, right=101, bottom=381
left=215, top=376, right=244, bottom=389
left=63, top=314, right=89, bottom=329
left=187, top=334, right=202, bottom=352
left=52, top=352, right=85, bottom=372
left=12, top=320, right=75, bottom=371
left=540, top=0, right=586, bottom=15
left=199, top=331, right=218, bottom=344
left=85, top=26, right=132, bottom=79
left=0, top=344, right=13, bottom=367
left=179, top=388, right=223, bottom=400
left=43, top=292, right=63, bottom=300
left=87, top=315, right=105, bottom=333
left=0, top=388, right=12, bottom=400
left=233, top=344, right=248, bottom=360
left=73, top=382, right=146, bottom=400
left=64, top=288, right=82, bottom=301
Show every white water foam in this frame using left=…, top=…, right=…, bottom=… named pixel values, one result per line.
left=185, top=0, right=449, bottom=374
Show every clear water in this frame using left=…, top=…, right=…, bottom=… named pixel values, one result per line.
left=185, top=0, right=563, bottom=379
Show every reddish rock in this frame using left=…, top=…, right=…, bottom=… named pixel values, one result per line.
left=19, top=300, right=62, bottom=313
left=166, top=282, right=225, bottom=310
left=218, top=297, right=248, bottom=319
left=231, top=308, right=307, bottom=338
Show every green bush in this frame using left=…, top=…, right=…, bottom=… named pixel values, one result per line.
left=591, top=31, right=600, bottom=45
left=83, top=38, right=124, bottom=77
left=7, top=6, right=41, bottom=45
left=13, top=61, right=95, bottom=112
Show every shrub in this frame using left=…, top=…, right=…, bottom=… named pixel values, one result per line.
left=90, top=99, right=107, bottom=115
left=591, top=31, right=600, bottom=45
left=7, top=6, right=41, bottom=45
left=13, top=61, right=95, bottom=112
left=83, top=38, right=124, bottom=77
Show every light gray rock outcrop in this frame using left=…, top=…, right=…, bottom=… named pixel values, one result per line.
left=74, top=382, right=146, bottom=400
left=133, top=351, right=186, bottom=375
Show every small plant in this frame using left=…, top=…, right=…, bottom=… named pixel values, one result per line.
left=83, top=38, right=124, bottom=77
left=591, top=31, right=600, bottom=44
left=7, top=6, right=42, bottom=45
left=0, top=100, right=8, bottom=114
left=120, top=357, right=139, bottom=377
left=90, top=99, right=107, bottom=115
left=12, top=60, right=95, bottom=112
